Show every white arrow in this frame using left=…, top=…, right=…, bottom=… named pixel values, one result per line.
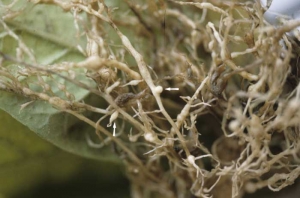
left=165, top=87, right=179, bottom=91
left=113, top=122, right=116, bottom=136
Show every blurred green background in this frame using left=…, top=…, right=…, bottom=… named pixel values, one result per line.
left=0, top=109, right=129, bottom=198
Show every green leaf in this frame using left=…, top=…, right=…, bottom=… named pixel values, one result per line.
left=0, top=2, right=119, bottom=161
left=0, top=90, right=119, bottom=161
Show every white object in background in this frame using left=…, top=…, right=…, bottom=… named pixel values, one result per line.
left=260, top=0, right=300, bottom=31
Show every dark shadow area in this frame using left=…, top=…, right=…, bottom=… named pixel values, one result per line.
left=244, top=179, right=300, bottom=198
left=9, top=156, right=130, bottom=198
left=12, top=170, right=130, bottom=198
